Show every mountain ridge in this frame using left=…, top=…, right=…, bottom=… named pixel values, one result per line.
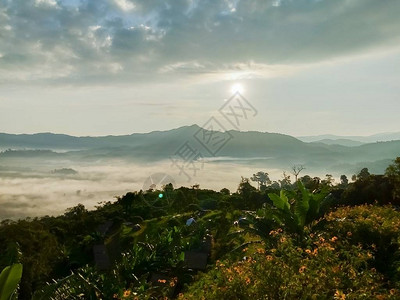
left=298, top=132, right=400, bottom=144
left=0, top=124, right=304, bottom=150
left=2, top=124, right=399, bottom=145
left=1, top=126, right=399, bottom=175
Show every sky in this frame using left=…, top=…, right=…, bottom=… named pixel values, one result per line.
left=0, top=0, right=399, bottom=137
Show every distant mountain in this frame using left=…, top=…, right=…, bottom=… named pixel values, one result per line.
left=0, top=149, right=62, bottom=158
left=308, top=139, right=365, bottom=147
left=3, top=127, right=399, bottom=151
left=0, top=125, right=201, bottom=150
left=1, top=125, right=399, bottom=175
left=298, top=132, right=400, bottom=144
left=0, top=125, right=308, bottom=159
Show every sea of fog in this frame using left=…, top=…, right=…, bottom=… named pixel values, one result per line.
left=0, top=158, right=337, bottom=220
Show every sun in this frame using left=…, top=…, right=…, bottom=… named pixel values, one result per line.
left=230, top=83, right=245, bottom=94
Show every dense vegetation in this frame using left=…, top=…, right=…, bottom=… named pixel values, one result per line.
left=1, top=157, right=400, bottom=299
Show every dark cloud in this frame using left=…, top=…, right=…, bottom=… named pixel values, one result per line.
left=0, top=0, right=399, bottom=84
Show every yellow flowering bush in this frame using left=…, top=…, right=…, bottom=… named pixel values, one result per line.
left=323, top=205, right=400, bottom=281
left=178, top=206, right=400, bottom=299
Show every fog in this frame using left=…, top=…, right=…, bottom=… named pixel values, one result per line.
left=0, top=157, right=306, bottom=220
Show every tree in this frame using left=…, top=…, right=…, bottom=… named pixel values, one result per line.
left=300, top=175, right=320, bottom=191
left=385, top=157, right=400, bottom=201
left=340, top=175, right=349, bottom=187
left=0, top=220, right=64, bottom=299
left=321, top=174, right=334, bottom=187
left=117, top=192, right=136, bottom=214
left=291, top=165, right=305, bottom=182
left=279, top=172, right=292, bottom=189
left=237, top=177, right=257, bottom=208
left=269, top=181, right=281, bottom=190
left=163, top=183, right=174, bottom=200
left=163, top=182, right=174, bottom=192
left=65, top=203, right=87, bottom=218
left=191, top=184, right=200, bottom=190
left=237, top=177, right=256, bottom=195
left=357, top=168, right=370, bottom=181
left=220, top=188, right=230, bottom=195
left=341, top=174, right=393, bottom=206
left=250, top=171, right=271, bottom=191
left=386, top=157, right=400, bottom=177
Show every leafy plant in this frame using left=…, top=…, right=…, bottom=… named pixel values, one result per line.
left=267, top=181, right=329, bottom=235
left=179, top=224, right=399, bottom=299
left=0, top=264, right=23, bottom=300
left=32, top=271, right=102, bottom=300
left=323, top=204, right=400, bottom=282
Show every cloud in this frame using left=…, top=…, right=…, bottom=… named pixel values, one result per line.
left=35, top=0, right=58, bottom=8
left=114, top=0, right=135, bottom=12
left=158, top=61, right=208, bottom=74
left=0, top=0, right=399, bottom=85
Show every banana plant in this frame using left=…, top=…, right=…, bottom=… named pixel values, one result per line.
left=229, top=211, right=274, bottom=252
left=234, top=181, right=330, bottom=249
left=267, top=181, right=330, bottom=235
left=0, top=264, right=23, bottom=300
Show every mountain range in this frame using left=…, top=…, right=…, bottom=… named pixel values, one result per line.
left=298, top=132, right=400, bottom=145
left=0, top=125, right=399, bottom=175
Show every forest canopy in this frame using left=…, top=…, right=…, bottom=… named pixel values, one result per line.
left=1, top=157, right=400, bottom=299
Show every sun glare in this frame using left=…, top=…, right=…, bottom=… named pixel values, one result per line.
left=230, top=83, right=245, bottom=94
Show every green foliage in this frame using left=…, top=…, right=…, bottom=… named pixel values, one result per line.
left=386, top=157, right=400, bottom=201
left=357, top=167, right=371, bottom=181
left=341, top=174, right=394, bottom=206
left=323, top=205, right=400, bottom=281
left=386, top=157, right=400, bottom=177
left=33, top=222, right=199, bottom=299
left=267, top=182, right=329, bottom=235
left=2, top=159, right=400, bottom=298
left=220, top=188, right=230, bottom=195
left=0, top=219, right=66, bottom=299
left=234, top=210, right=276, bottom=244
left=237, top=177, right=257, bottom=198
left=268, top=190, right=290, bottom=211
left=294, top=182, right=310, bottom=227
left=32, top=271, right=101, bottom=300
left=0, top=264, right=23, bottom=300
left=179, top=229, right=397, bottom=299
left=250, top=171, right=271, bottom=190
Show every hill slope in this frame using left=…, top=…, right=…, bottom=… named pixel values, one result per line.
left=1, top=125, right=399, bottom=175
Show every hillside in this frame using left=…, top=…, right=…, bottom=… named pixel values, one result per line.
left=298, top=132, right=400, bottom=144
left=309, top=139, right=365, bottom=147
left=2, top=157, right=400, bottom=299
left=1, top=126, right=399, bottom=175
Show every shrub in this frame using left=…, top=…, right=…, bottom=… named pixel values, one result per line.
left=322, top=205, right=400, bottom=281
left=179, top=230, right=399, bottom=299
